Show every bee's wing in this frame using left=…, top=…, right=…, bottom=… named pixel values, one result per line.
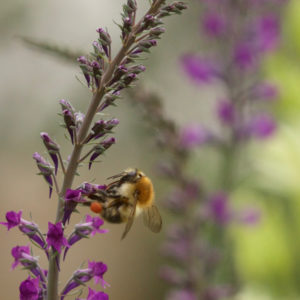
left=142, top=205, right=162, bottom=233
left=121, top=197, right=137, bottom=240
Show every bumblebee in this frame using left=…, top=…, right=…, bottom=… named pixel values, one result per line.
left=89, top=168, right=162, bottom=239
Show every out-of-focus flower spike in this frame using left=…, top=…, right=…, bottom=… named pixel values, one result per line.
left=40, top=132, right=60, bottom=175
left=33, top=152, right=53, bottom=198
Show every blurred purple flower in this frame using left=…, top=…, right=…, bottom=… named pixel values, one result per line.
left=217, top=99, right=235, bottom=125
left=181, top=54, right=219, bottom=83
left=234, top=43, right=256, bottom=70
left=19, top=276, right=40, bottom=300
left=202, top=12, right=227, bottom=37
left=237, top=206, right=261, bottom=225
left=179, top=124, right=211, bottom=149
left=252, top=82, right=278, bottom=101
left=256, top=15, right=280, bottom=52
left=249, top=114, right=276, bottom=139
left=208, top=192, right=231, bottom=225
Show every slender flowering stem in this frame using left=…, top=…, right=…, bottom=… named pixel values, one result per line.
left=46, top=1, right=186, bottom=299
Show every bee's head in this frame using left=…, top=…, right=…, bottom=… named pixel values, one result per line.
left=107, top=168, right=145, bottom=183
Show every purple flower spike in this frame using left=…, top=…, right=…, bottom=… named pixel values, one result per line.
left=40, top=132, right=60, bottom=175
left=217, top=99, right=235, bottom=125
left=33, top=152, right=53, bottom=197
left=11, top=245, right=30, bottom=270
left=19, top=277, right=40, bottom=300
left=179, top=124, right=211, bottom=149
left=89, top=137, right=116, bottom=169
left=46, top=222, right=68, bottom=254
left=181, top=54, right=219, bottom=84
left=0, top=210, right=22, bottom=230
left=63, top=189, right=86, bottom=225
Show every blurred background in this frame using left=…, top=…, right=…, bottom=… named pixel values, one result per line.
left=1, top=0, right=300, bottom=299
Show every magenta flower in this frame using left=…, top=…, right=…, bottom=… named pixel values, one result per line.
left=19, top=277, right=40, bottom=300
left=64, top=215, right=107, bottom=260
left=11, top=245, right=30, bottom=270
left=63, top=189, right=86, bottom=225
left=61, top=261, right=109, bottom=299
left=181, top=54, right=219, bottom=83
left=77, top=288, right=109, bottom=300
left=0, top=210, right=22, bottom=230
left=88, top=261, right=109, bottom=287
left=46, top=222, right=68, bottom=253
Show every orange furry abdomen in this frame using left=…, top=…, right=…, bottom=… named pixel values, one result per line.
left=135, top=177, right=154, bottom=207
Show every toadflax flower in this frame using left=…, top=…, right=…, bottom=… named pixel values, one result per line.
left=63, top=215, right=108, bottom=260
left=1, top=211, right=46, bottom=250
left=0, top=210, right=22, bottom=230
left=62, top=188, right=87, bottom=225
left=77, top=287, right=109, bottom=300
left=19, top=276, right=41, bottom=300
left=46, top=222, right=68, bottom=254
left=60, top=261, right=109, bottom=299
